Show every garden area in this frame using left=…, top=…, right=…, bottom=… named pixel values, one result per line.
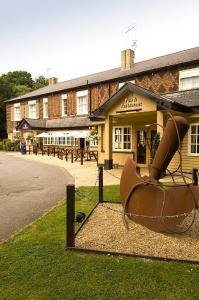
left=0, top=185, right=199, bottom=300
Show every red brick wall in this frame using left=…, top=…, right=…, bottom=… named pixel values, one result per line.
left=6, top=63, right=199, bottom=134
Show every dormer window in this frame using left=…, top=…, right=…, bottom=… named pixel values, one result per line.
left=179, top=68, right=199, bottom=91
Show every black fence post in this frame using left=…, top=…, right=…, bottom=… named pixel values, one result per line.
left=80, top=150, right=84, bottom=165
left=98, top=165, right=104, bottom=203
left=192, top=168, right=198, bottom=186
left=71, top=151, right=74, bottom=163
left=66, top=184, right=75, bottom=248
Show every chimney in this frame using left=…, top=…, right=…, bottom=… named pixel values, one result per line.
left=121, top=49, right=135, bottom=70
left=48, top=77, right=58, bottom=85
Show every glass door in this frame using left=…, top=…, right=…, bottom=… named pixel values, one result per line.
left=136, top=130, right=146, bottom=164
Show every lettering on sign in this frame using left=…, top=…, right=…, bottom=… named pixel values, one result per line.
left=120, top=96, right=142, bottom=111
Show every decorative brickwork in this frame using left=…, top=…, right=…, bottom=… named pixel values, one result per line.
left=6, top=63, right=199, bottom=134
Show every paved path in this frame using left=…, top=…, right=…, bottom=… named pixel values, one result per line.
left=0, top=154, right=73, bottom=242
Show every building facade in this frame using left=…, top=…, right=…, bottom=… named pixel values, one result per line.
left=5, top=47, right=199, bottom=169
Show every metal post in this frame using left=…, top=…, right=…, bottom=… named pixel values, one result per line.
left=98, top=165, right=104, bottom=203
left=71, top=150, right=74, bottom=163
left=66, top=184, right=75, bottom=248
left=65, top=149, right=68, bottom=161
left=192, top=168, right=198, bottom=186
left=53, top=147, right=55, bottom=157
left=80, top=150, right=84, bottom=165
left=47, top=147, right=49, bottom=156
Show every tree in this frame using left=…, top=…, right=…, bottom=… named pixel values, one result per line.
left=0, top=71, right=48, bottom=139
left=34, top=76, right=48, bottom=90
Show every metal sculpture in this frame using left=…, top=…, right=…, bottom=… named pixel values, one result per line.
left=120, top=114, right=199, bottom=233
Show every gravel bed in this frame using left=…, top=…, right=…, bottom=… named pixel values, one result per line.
left=75, top=203, right=199, bottom=262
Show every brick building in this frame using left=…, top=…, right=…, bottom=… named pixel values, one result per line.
left=5, top=47, right=199, bottom=169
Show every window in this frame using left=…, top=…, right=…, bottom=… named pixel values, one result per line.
left=43, top=98, right=48, bottom=118
left=118, top=80, right=135, bottom=89
left=113, top=126, right=132, bottom=151
left=179, top=68, right=199, bottom=91
left=14, top=103, right=21, bottom=121
left=76, top=90, right=88, bottom=115
left=28, top=100, right=36, bottom=119
left=189, top=124, right=199, bottom=155
left=43, top=134, right=78, bottom=146
left=61, top=94, right=67, bottom=116
left=90, top=137, right=98, bottom=147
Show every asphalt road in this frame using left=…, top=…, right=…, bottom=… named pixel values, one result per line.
left=0, top=154, right=73, bottom=242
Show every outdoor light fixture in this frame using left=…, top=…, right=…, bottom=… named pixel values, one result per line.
left=76, top=212, right=86, bottom=223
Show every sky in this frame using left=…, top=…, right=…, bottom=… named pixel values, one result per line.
left=0, top=0, right=198, bottom=82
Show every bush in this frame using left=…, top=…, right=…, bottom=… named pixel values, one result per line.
left=0, top=139, right=20, bottom=151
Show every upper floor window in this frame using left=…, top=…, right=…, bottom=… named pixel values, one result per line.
left=14, top=103, right=21, bottom=121
left=118, top=80, right=135, bottom=89
left=43, top=98, right=48, bottom=118
left=28, top=100, right=36, bottom=119
left=179, top=68, right=199, bottom=91
left=76, top=90, right=88, bottom=115
left=61, top=94, right=67, bottom=116
left=113, top=126, right=132, bottom=152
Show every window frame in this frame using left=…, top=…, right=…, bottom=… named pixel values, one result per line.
left=43, top=98, right=48, bottom=119
left=61, top=94, right=68, bottom=116
left=179, top=68, right=199, bottom=91
left=14, top=103, right=21, bottom=121
left=90, top=137, right=98, bottom=147
left=188, top=123, right=199, bottom=156
left=76, top=90, right=88, bottom=115
left=112, top=125, right=132, bottom=152
left=28, top=100, right=37, bottom=119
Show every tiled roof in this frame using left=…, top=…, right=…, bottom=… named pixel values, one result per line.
left=163, top=89, right=199, bottom=107
left=19, top=117, right=91, bottom=129
left=6, top=47, right=199, bottom=103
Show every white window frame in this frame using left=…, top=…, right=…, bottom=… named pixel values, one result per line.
left=14, top=103, right=21, bottom=121
left=61, top=94, right=67, bottom=116
left=179, top=68, right=199, bottom=91
left=112, top=126, right=132, bottom=152
left=28, top=100, right=37, bottom=119
left=43, top=134, right=78, bottom=146
left=188, top=123, right=199, bottom=156
left=76, top=90, right=88, bottom=115
left=43, top=98, right=48, bottom=119
left=118, top=80, right=135, bottom=89
left=90, top=137, right=98, bottom=147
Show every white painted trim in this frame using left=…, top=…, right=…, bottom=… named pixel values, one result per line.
left=76, top=90, right=88, bottom=97
left=43, top=97, right=48, bottom=103
left=61, top=94, right=67, bottom=100
left=188, top=123, right=199, bottom=156
left=179, top=68, right=199, bottom=79
left=61, top=96, right=68, bottom=116
left=112, top=125, right=132, bottom=151
left=76, top=91, right=88, bottom=115
left=14, top=102, right=20, bottom=107
left=28, top=100, right=36, bottom=105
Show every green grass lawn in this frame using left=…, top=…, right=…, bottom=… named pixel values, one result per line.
left=0, top=186, right=199, bottom=300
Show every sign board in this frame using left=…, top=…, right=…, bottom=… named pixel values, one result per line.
left=117, top=95, right=142, bottom=113
left=17, top=120, right=32, bottom=131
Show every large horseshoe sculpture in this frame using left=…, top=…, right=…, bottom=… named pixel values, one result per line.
left=120, top=116, right=199, bottom=233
